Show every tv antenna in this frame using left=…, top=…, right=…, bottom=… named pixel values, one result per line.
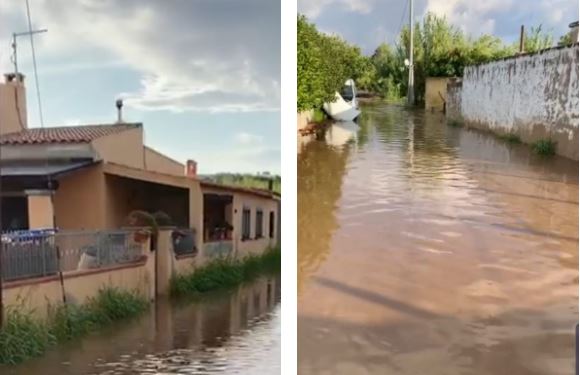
left=11, top=28, right=47, bottom=74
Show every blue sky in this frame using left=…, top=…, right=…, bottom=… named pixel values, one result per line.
left=299, top=0, right=579, bottom=54
left=0, top=0, right=280, bottom=174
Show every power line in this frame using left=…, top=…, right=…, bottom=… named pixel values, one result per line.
left=25, top=0, right=44, bottom=128
left=395, top=0, right=409, bottom=44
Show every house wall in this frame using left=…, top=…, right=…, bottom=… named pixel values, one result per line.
left=460, top=45, right=579, bottom=160
left=425, top=77, right=450, bottom=112
left=3, top=255, right=153, bottom=318
left=233, top=192, right=278, bottom=257
left=102, top=163, right=201, bottom=237
left=27, top=194, right=54, bottom=229
left=54, top=164, right=106, bottom=230
left=92, top=127, right=145, bottom=169
left=0, top=78, right=27, bottom=135
left=174, top=254, right=197, bottom=276
left=144, top=146, right=184, bottom=176
left=198, top=186, right=278, bottom=261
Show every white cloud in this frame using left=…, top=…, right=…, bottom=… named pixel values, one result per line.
left=235, top=132, right=263, bottom=145
left=1, top=0, right=280, bottom=113
left=299, top=0, right=376, bottom=19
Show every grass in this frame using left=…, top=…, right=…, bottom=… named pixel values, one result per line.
left=497, top=132, right=522, bottom=144
left=0, top=288, right=148, bottom=365
left=531, top=139, right=557, bottom=156
left=170, top=247, right=281, bottom=297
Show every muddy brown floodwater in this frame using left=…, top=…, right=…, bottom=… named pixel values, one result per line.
left=3, top=276, right=280, bottom=375
left=298, top=103, right=578, bottom=375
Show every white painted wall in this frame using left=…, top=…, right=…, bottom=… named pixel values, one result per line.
left=460, top=45, right=579, bottom=159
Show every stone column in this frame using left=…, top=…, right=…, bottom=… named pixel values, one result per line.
left=156, top=228, right=174, bottom=296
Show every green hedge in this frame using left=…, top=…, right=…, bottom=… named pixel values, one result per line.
left=170, top=247, right=281, bottom=297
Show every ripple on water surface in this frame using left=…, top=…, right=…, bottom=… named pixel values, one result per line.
left=298, top=104, right=578, bottom=375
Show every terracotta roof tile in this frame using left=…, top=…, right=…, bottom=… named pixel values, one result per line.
left=0, top=123, right=141, bottom=145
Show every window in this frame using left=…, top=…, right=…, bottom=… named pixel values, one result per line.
left=255, top=209, right=263, bottom=238
left=269, top=211, right=275, bottom=238
left=242, top=207, right=251, bottom=240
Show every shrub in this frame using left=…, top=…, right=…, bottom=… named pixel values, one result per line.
left=0, top=288, right=148, bottom=365
left=498, top=133, right=521, bottom=144
left=170, top=247, right=281, bottom=297
left=532, top=139, right=556, bottom=156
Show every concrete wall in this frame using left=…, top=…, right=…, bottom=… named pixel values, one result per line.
left=92, top=127, right=145, bottom=169
left=446, top=78, right=463, bottom=122
left=460, top=45, right=579, bottom=160
left=425, top=77, right=450, bottom=112
left=297, top=110, right=314, bottom=131
left=144, top=146, right=184, bottom=176
left=0, top=76, right=27, bottom=135
left=3, top=254, right=153, bottom=318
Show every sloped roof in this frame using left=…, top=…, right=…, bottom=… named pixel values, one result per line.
left=0, top=123, right=141, bottom=145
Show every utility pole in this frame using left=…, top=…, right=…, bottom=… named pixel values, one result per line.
left=407, top=0, right=415, bottom=106
left=519, top=25, right=525, bottom=54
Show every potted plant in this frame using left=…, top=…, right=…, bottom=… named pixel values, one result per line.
left=125, top=210, right=158, bottom=250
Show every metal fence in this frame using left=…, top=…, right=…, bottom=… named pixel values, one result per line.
left=1, top=229, right=144, bottom=282
left=204, top=240, right=233, bottom=259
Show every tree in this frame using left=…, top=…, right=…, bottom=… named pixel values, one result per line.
left=298, top=15, right=362, bottom=111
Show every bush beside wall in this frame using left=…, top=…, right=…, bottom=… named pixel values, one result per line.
left=170, top=247, right=281, bottom=297
left=0, top=288, right=148, bottom=365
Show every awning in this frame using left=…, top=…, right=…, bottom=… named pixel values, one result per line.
left=0, top=160, right=98, bottom=191
left=0, top=160, right=96, bottom=178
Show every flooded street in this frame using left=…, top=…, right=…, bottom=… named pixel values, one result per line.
left=298, top=103, right=578, bottom=374
left=3, top=276, right=280, bottom=375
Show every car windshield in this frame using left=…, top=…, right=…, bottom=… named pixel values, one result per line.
left=341, top=84, right=354, bottom=101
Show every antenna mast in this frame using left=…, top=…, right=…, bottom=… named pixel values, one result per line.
left=11, top=28, right=47, bottom=74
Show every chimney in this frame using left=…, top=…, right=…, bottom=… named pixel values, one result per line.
left=186, top=160, right=197, bottom=178
left=116, top=99, right=123, bottom=123
left=0, top=72, right=27, bottom=134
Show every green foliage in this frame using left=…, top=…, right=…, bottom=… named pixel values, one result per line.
left=394, top=13, right=516, bottom=102
left=498, top=133, right=521, bottom=144
left=203, top=173, right=281, bottom=194
left=558, top=32, right=574, bottom=47
left=522, top=25, right=554, bottom=52
left=0, top=288, right=148, bottom=365
left=311, top=108, right=327, bottom=123
left=298, top=15, right=362, bottom=111
left=0, top=309, right=55, bottom=365
left=170, top=247, right=281, bottom=297
left=532, top=139, right=557, bottom=155
left=298, top=12, right=555, bottom=106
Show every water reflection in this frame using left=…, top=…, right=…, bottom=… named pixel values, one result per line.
left=5, top=276, right=280, bottom=375
left=298, top=104, right=578, bottom=375
left=325, top=121, right=358, bottom=147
